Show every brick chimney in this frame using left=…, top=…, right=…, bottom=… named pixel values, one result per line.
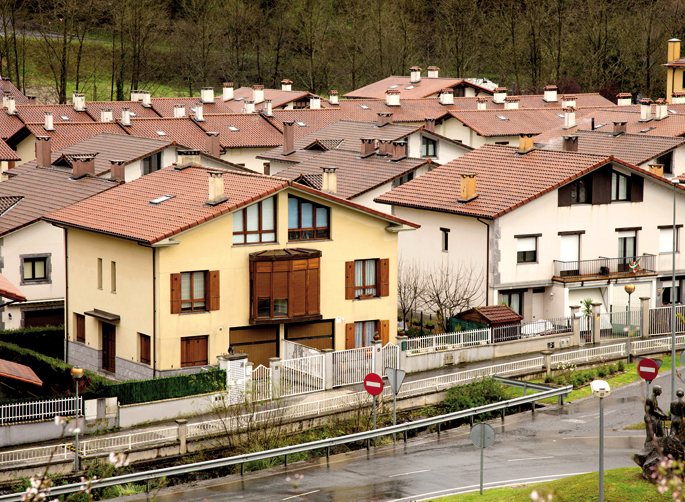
left=360, top=138, right=375, bottom=157
left=27, top=96, right=37, bottom=105
left=283, top=121, right=295, bottom=155
left=561, top=95, right=576, bottom=108
left=562, top=135, right=578, bottom=152
left=672, top=92, right=685, bottom=104
left=174, top=104, right=185, bottom=118
left=477, top=97, right=488, bottom=111
left=424, top=117, right=435, bottom=132
left=44, top=111, right=54, bottom=131
left=518, top=133, right=535, bottom=154
left=5, top=95, right=16, bottom=115
left=427, top=66, right=439, bottom=78
left=121, top=108, right=131, bottom=126
left=410, top=66, right=422, bottom=84
left=504, top=96, right=519, bottom=110
left=72, top=155, right=96, bottom=178
left=263, top=99, right=273, bottom=117
left=141, top=90, right=151, bottom=108
left=110, top=160, right=126, bottom=181
left=393, top=140, right=407, bottom=159
left=177, top=150, right=202, bottom=167
left=649, top=164, right=665, bottom=177
left=35, top=136, right=52, bottom=167
left=195, top=102, right=204, bottom=121
left=328, top=90, right=339, bottom=105
left=243, top=100, right=255, bottom=113
left=207, top=172, right=228, bottom=206
left=100, top=109, right=113, bottom=122
left=612, top=121, right=627, bottom=135
left=493, top=87, right=507, bottom=104
left=0, top=78, right=9, bottom=92
left=563, top=106, right=576, bottom=129
left=385, top=89, right=401, bottom=107
left=222, top=83, right=234, bottom=102
left=201, top=87, right=214, bottom=104
left=252, top=85, right=264, bottom=104
left=439, top=89, right=454, bottom=105
left=206, top=131, right=220, bottom=157
left=639, top=99, right=652, bottom=121
left=377, top=112, right=393, bottom=127
left=281, top=79, right=293, bottom=92
left=309, top=96, right=321, bottom=109
left=457, top=173, right=477, bottom=202
left=321, top=167, right=337, bottom=194
left=616, top=93, right=632, bottom=106
left=543, top=85, right=558, bottom=103
left=378, top=139, right=392, bottom=156
left=655, top=98, right=668, bottom=120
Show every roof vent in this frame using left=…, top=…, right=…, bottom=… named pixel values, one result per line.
left=35, top=136, right=52, bottom=167
left=672, top=92, right=685, bottom=105
left=141, top=90, right=151, bottom=108
left=110, top=160, right=126, bottom=181
left=243, top=100, right=255, bottom=114
left=309, top=96, right=321, bottom=109
left=321, top=166, right=337, bottom=195
left=427, top=66, right=439, bottom=78
left=385, top=89, right=401, bottom=107
left=655, top=98, right=668, bottom=120
left=177, top=150, right=202, bottom=167
left=504, top=96, right=519, bottom=110
left=5, top=95, right=16, bottom=115
left=174, top=104, right=185, bottom=118
left=72, top=154, right=97, bottom=179
left=206, top=131, right=220, bottom=157
left=281, top=79, right=293, bottom=92
left=424, top=117, right=435, bottom=132
left=563, top=106, right=576, bottom=129
left=283, top=121, right=295, bottom=155
left=457, top=173, right=477, bottom=202
left=264, top=99, right=273, bottom=117
left=493, top=87, right=507, bottom=104
left=561, top=95, right=576, bottom=108
left=121, top=108, right=131, bottom=127
left=616, top=93, right=632, bottom=106
left=44, top=112, right=54, bottom=131
left=150, top=195, right=174, bottom=205
left=477, top=97, right=488, bottom=111
left=612, top=121, right=627, bottom=136
left=101, top=109, right=113, bottom=123
left=377, top=112, right=393, bottom=127
left=252, top=85, right=264, bottom=104
left=410, top=66, right=422, bottom=84
left=639, top=99, right=653, bottom=122
left=360, top=138, right=375, bottom=158
left=562, top=135, right=578, bottom=152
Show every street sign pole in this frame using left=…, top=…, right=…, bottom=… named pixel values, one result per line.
left=470, top=423, right=495, bottom=497
left=364, top=373, right=383, bottom=448
left=599, top=395, right=604, bottom=502
left=479, top=424, right=485, bottom=495
left=385, top=368, right=406, bottom=444
left=373, top=395, right=377, bottom=447
left=393, top=391, right=397, bottom=443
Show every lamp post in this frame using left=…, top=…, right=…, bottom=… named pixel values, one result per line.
left=591, top=380, right=611, bottom=502
left=625, top=284, right=635, bottom=358
left=672, top=178, right=682, bottom=403
left=70, top=366, right=84, bottom=471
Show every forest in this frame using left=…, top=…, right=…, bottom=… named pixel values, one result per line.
left=1, top=0, right=685, bottom=104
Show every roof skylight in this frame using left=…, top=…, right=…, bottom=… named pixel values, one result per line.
left=388, top=84, right=400, bottom=89
left=405, top=86, right=416, bottom=90
left=296, top=121, right=306, bottom=127
left=155, top=130, right=167, bottom=136
left=639, top=126, right=656, bottom=133
left=235, top=97, right=246, bottom=101
left=669, top=109, right=677, bottom=114
left=594, top=123, right=606, bottom=129
left=360, top=105, right=370, bottom=110
left=555, top=113, right=564, bottom=118
left=150, top=195, right=174, bottom=205
left=59, top=115, right=69, bottom=120
left=129, top=111, right=137, bottom=117
left=228, top=126, right=239, bottom=132
left=190, top=107, right=196, bottom=113
left=495, top=115, right=508, bottom=121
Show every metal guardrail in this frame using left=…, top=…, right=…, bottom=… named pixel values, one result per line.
left=0, top=384, right=572, bottom=501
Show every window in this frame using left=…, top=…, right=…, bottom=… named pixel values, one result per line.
left=288, top=196, right=330, bottom=241
left=660, top=227, right=679, bottom=253
left=356, top=260, right=376, bottom=297
left=500, top=291, right=523, bottom=315
left=170, top=271, right=219, bottom=314
left=23, top=258, right=46, bottom=281
left=664, top=285, right=681, bottom=305
left=355, top=321, right=377, bottom=347
left=570, top=179, right=590, bottom=204
left=232, top=197, right=276, bottom=245
left=97, top=258, right=103, bottom=289
left=75, top=314, right=85, bottom=343
left=495, top=141, right=510, bottom=145
left=344, top=320, right=390, bottom=348
left=421, top=137, right=437, bottom=157
left=181, top=271, right=206, bottom=311
left=441, top=228, right=450, bottom=252
left=143, top=152, right=162, bottom=175
left=180, top=335, right=208, bottom=367
left=618, top=230, right=637, bottom=258
left=612, top=171, right=630, bottom=201
left=111, top=262, right=116, bottom=292
left=516, top=236, right=537, bottom=263
left=139, top=334, right=151, bottom=365
left=345, top=259, right=390, bottom=300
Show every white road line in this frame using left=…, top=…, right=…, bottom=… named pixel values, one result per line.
left=508, top=456, right=554, bottom=462
left=389, top=469, right=430, bottom=477
left=283, top=490, right=320, bottom=500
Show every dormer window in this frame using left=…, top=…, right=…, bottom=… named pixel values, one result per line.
left=288, top=196, right=330, bottom=241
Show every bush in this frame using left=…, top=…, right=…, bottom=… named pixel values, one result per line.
left=544, top=374, right=556, bottom=384
left=597, top=367, right=607, bottom=378
left=618, top=360, right=626, bottom=372
left=0, top=325, right=64, bottom=360
left=608, top=364, right=617, bottom=375
left=423, top=320, right=435, bottom=330
left=411, top=318, right=421, bottom=326
left=443, top=378, right=509, bottom=421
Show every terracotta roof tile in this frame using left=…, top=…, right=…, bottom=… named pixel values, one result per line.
left=149, top=96, right=236, bottom=117
left=0, top=272, right=25, bottom=302
left=85, top=101, right=162, bottom=120
left=344, top=76, right=493, bottom=99
left=265, top=109, right=344, bottom=139
left=123, top=117, right=209, bottom=151
left=0, top=113, right=25, bottom=139
left=0, top=139, right=19, bottom=161
left=461, top=305, right=523, bottom=324
left=338, top=98, right=451, bottom=122
left=0, top=81, right=29, bottom=105
left=15, top=104, right=94, bottom=124
left=25, top=122, right=128, bottom=151
left=196, top=114, right=283, bottom=148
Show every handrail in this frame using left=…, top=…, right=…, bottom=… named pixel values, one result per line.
left=0, top=384, right=571, bottom=500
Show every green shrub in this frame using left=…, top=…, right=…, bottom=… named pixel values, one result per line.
left=423, top=320, right=436, bottom=330
left=608, top=364, right=617, bottom=375
left=618, top=360, right=626, bottom=371
left=544, top=374, right=556, bottom=384
left=0, top=325, right=64, bottom=360
left=443, top=378, right=509, bottom=421
left=411, top=318, right=421, bottom=326
left=597, top=367, right=607, bottom=378
left=397, top=314, right=403, bottom=321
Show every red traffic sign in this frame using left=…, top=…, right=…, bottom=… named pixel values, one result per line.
left=364, top=372, right=384, bottom=396
left=637, top=358, right=659, bottom=382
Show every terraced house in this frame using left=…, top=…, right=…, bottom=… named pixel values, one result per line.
left=45, top=163, right=417, bottom=379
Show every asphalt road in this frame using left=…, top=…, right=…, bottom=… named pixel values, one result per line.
left=117, top=369, right=678, bottom=502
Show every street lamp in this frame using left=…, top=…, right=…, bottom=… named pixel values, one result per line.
left=625, top=284, right=635, bottom=357
left=672, top=178, right=682, bottom=403
left=591, top=379, right=611, bottom=502
left=70, top=366, right=84, bottom=471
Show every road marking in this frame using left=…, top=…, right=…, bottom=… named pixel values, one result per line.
left=563, top=419, right=586, bottom=423
left=508, top=456, right=554, bottom=462
left=562, top=435, right=644, bottom=439
left=389, top=469, right=430, bottom=477
left=283, top=490, right=320, bottom=500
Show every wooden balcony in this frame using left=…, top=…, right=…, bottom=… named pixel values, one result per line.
left=552, top=254, right=657, bottom=283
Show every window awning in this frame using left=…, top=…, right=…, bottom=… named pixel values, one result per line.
left=84, top=309, right=120, bottom=323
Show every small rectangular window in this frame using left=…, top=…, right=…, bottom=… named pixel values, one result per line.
left=660, top=227, right=679, bottom=253
left=421, top=137, right=437, bottom=157
left=23, top=258, right=47, bottom=281
left=97, top=258, right=103, bottom=289
left=354, top=259, right=377, bottom=297
left=441, top=228, right=450, bottom=252
left=139, top=333, right=151, bottom=365
left=232, top=197, right=277, bottom=245
left=181, top=271, right=207, bottom=311
left=571, top=179, right=590, bottom=204
left=354, top=320, right=378, bottom=347
left=76, top=314, right=86, bottom=343
left=517, top=236, right=537, bottom=263
left=500, top=291, right=523, bottom=315
left=611, top=171, right=630, bottom=201
left=111, top=261, right=117, bottom=292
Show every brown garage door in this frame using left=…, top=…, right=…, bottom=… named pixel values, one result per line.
left=230, top=326, right=278, bottom=368
left=24, top=308, right=64, bottom=328
left=286, top=320, right=333, bottom=350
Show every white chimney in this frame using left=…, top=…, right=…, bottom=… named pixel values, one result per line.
left=281, top=79, right=293, bottom=92
left=386, top=89, right=400, bottom=107
left=1, top=94, right=10, bottom=109
left=222, top=83, right=234, bottom=102
left=427, top=66, right=439, bottom=78
left=5, top=95, right=15, bottom=115
left=252, top=85, right=264, bottom=104
left=195, top=102, right=204, bottom=122
left=410, top=66, right=422, bottom=84
left=329, top=90, right=339, bottom=105
left=672, top=92, right=685, bottom=105
left=309, top=96, right=321, bottom=109
left=616, top=93, right=632, bottom=106
left=201, top=87, right=214, bottom=104
left=130, top=90, right=143, bottom=102
left=476, top=97, right=487, bottom=111
left=264, top=99, right=273, bottom=117
left=543, top=85, right=558, bottom=103
left=561, top=95, right=576, bottom=108
left=243, top=100, right=255, bottom=114
left=121, top=107, right=131, bottom=126
left=100, top=109, right=113, bottom=122
left=439, top=89, right=454, bottom=105
left=640, top=99, right=652, bottom=121
left=44, top=111, right=54, bottom=131
left=563, top=106, right=576, bottom=129
left=74, top=93, right=86, bottom=112
left=141, top=90, right=151, bottom=108
left=174, top=104, right=185, bottom=118
left=504, top=97, right=519, bottom=110
left=655, top=98, right=668, bottom=120
left=321, top=167, right=337, bottom=194
left=207, top=172, right=228, bottom=206
left=493, top=87, right=507, bottom=104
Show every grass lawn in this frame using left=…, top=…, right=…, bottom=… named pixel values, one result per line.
left=432, top=467, right=670, bottom=501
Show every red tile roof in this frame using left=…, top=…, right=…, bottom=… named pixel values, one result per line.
left=0, top=81, right=29, bottom=105
left=25, top=122, right=128, bottom=151
left=459, top=305, right=523, bottom=324
left=149, top=96, right=236, bottom=117
left=123, top=117, right=209, bottom=151
left=85, top=101, right=162, bottom=120
left=448, top=93, right=614, bottom=111
left=338, top=98, right=451, bottom=122
left=228, top=88, right=312, bottom=110
left=0, top=139, right=19, bottom=161
left=196, top=114, right=283, bottom=148
left=0, top=113, right=25, bottom=139
left=0, top=273, right=25, bottom=302
left=344, top=76, right=493, bottom=99
left=266, top=109, right=344, bottom=139
left=15, top=104, right=94, bottom=124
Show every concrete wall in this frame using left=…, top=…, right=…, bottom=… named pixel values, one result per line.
left=118, top=393, right=218, bottom=428
left=220, top=147, right=271, bottom=173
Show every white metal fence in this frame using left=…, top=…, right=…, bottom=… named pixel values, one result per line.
left=332, top=346, right=374, bottom=387
left=405, top=328, right=490, bottom=354
left=280, top=354, right=325, bottom=397
left=649, top=306, right=685, bottom=336
left=598, top=310, right=641, bottom=339
left=80, top=427, right=178, bottom=456
left=632, top=334, right=685, bottom=355
left=492, top=316, right=573, bottom=343
left=551, top=343, right=626, bottom=367
left=282, top=340, right=322, bottom=360
left=382, top=343, right=399, bottom=372
left=0, top=443, right=70, bottom=466
left=251, top=364, right=272, bottom=401
left=0, top=396, right=82, bottom=425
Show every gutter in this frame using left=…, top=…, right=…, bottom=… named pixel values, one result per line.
left=476, top=217, right=490, bottom=306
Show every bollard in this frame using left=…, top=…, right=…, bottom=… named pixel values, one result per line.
left=437, top=422, right=441, bottom=436
left=285, top=454, right=288, bottom=467
left=241, top=463, right=244, bottom=476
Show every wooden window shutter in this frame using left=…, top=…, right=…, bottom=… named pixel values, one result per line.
left=379, top=259, right=390, bottom=297
left=380, top=320, right=389, bottom=345
left=170, top=273, right=182, bottom=314
left=557, top=183, right=572, bottom=207
left=208, top=270, right=220, bottom=311
left=307, top=268, right=320, bottom=315
left=631, top=175, right=644, bottom=202
left=345, top=261, right=355, bottom=299
left=345, top=323, right=355, bottom=349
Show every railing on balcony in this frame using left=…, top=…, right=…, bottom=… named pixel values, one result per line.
left=553, top=254, right=656, bottom=280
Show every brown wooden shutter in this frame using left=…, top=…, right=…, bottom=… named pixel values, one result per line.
left=291, top=270, right=307, bottom=316
left=170, top=273, right=182, bottom=314
left=208, top=270, right=220, bottom=311
left=345, top=261, right=355, bottom=299
left=592, top=166, right=612, bottom=205
left=76, top=314, right=85, bottom=343
left=380, top=320, right=389, bottom=345
left=631, top=175, right=644, bottom=202
left=140, top=334, right=151, bottom=365
left=307, top=268, right=320, bottom=315
left=558, top=183, right=572, bottom=207
left=379, top=259, right=390, bottom=297
left=345, top=323, right=355, bottom=349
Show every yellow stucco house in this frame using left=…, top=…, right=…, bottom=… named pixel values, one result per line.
left=665, top=38, right=685, bottom=103
left=44, top=162, right=417, bottom=379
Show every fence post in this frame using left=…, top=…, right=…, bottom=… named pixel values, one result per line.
left=541, top=350, right=553, bottom=375
left=269, top=357, right=282, bottom=398
left=592, top=303, right=603, bottom=344
left=371, top=339, right=383, bottom=376
left=176, top=419, right=187, bottom=454
left=245, top=362, right=254, bottom=396
left=396, top=335, right=408, bottom=371
left=569, top=305, right=581, bottom=347
left=322, top=349, right=334, bottom=390
left=640, top=297, right=650, bottom=339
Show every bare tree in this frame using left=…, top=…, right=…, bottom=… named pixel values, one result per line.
left=397, top=257, right=426, bottom=331
left=423, top=261, right=484, bottom=332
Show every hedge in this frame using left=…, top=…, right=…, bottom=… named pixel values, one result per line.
left=90, top=370, right=226, bottom=406
left=0, top=325, right=65, bottom=360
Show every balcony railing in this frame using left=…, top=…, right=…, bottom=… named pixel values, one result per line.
left=553, top=254, right=656, bottom=281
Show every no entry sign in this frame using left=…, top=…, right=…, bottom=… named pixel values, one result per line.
left=364, top=372, right=384, bottom=396
left=637, top=358, right=659, bottom=382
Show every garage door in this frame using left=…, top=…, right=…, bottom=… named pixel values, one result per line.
left=285, top=320, right=334, bottom=350
left=23, top=308, right=64, bottom=328
left=229, top=326, right=278, bottom=368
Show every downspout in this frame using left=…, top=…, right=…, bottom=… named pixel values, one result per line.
left=152, top=247, right=157, bottom=379
left=64, top=228, right=69, bottom=364
left=476, top=217, right=490, bottom=306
